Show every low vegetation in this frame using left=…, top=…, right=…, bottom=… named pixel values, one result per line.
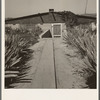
left=61, top=11, right=96, bottom=88
left=5, top=26, right=42, bottom=88
left=63, top=23, right=96, bottom=88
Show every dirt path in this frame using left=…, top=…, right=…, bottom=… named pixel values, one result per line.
left=30, top=39, right=56, bottom=88
left=13, top=38, right=87, bottom=88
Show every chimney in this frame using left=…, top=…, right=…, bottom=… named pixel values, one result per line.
left=49, top=9, right=54, bottom=12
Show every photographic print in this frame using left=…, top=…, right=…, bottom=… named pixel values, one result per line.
left=5, top=0, right=97, bottom=89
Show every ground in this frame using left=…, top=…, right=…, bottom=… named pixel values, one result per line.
left=12, top=38, right=88, bottom=89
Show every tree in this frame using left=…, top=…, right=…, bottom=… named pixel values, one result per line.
left=61, top=11, right=78, bottom=27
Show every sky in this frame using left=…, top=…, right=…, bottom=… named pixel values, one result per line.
left=5, top=0, right=96, bottom=18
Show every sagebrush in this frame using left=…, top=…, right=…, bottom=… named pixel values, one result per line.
left=63, top=23, right=96, bottom=88
left=5, top=26, right=42, bottom=88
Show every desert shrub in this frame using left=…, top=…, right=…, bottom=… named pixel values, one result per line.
left=60, top=11, right=78, bottom=27
left=33, top=26, right=43, bottom=37
left=19, top=24, right=43, bottom=38
left=5, top=26, right=42, bottom=88
left=63, top=23, right=96, bottom=88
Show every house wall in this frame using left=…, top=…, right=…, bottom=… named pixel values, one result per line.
left=38, top=23, right=66, bottom=38
left=5, top=23, right=67, bottom=38
left=38, top=23, right=66, bottom=32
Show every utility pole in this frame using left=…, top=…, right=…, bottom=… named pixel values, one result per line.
left=85, top=0, right=88, bottom=14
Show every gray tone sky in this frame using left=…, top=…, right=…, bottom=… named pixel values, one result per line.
left=5, top=0, right=96, bottom=18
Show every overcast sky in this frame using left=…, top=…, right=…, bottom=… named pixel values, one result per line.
left=5, top=0, right=96, bottom=18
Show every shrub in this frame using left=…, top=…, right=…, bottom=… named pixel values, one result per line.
left=5, top=26, right=42, bottom=88
left=63, top=23, right=96, bottom=88
left=60, top=11, right=78, bottom=27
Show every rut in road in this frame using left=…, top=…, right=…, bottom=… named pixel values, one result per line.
left=52, top=38, right=57, bottom=88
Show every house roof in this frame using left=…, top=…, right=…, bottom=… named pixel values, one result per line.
left=5, top=11, right=96, bottom=24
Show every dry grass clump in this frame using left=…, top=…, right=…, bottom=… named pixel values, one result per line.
left=63, top=23, right=96, bottom=88
left=5, top=26, right=42, bottom=88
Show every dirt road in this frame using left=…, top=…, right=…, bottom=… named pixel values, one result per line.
left=13, top=38, right=87, bottom=88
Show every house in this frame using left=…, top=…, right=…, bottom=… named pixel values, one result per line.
left=5, top=9, right=96, bottom=38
